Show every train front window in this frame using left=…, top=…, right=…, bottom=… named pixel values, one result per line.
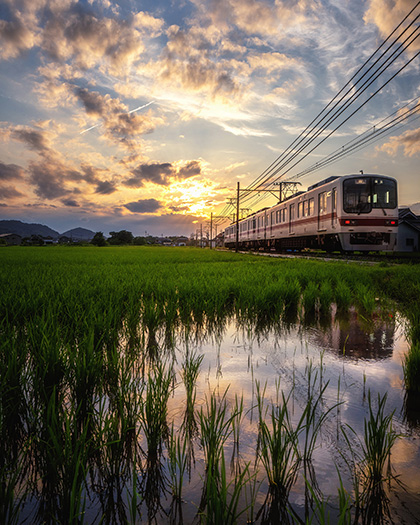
left=343, top=178, right=371, bottom=213
left=344, top=177, right=397, bottom=214
left=372, top=178, right=397, bottom=210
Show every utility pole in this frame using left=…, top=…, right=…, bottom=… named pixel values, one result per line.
left=210, top=212, right=213, bottom=249
left=236, top=181, right=240, bottom=252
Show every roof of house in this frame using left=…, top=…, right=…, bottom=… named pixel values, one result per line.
left=399, top=207, right=420, bottom=232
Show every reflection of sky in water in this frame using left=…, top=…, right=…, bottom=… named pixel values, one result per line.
left=166, top=311, right=420, bottom=523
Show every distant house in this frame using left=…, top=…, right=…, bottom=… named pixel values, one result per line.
left=58, top=236, right=72, bottom=244
left=397, top=208, right=420, bottom=252
left=174, top=236, right=188, bottom=246
left=0, top=233, right=22, bottom=245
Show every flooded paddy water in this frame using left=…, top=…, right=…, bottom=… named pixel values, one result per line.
left=16, top=307, right=419, bottom=524
left=2, top=247, right=420, bottom=524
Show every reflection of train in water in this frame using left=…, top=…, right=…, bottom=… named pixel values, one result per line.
left=224, top=174, right=398, bottom=252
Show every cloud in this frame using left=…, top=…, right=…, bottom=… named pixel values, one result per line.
left=61, top=198, right=80, bottom=207
left=0, top=162, right=24, bottom=180
left=125, top=162, right=175, bottom=187
left=125, top=160, right=202, bottom=188
left=364, top=0, right=420, bottom=50
left=0, top=11, right=38, bottom=60
left=124, top=198, right=163, bottom=213
left=178, top=160, right=202, bottom=178
left=378, top=127, right=420, bottom=157
left=40, top=4, right=157, bottom=74
left=94, top=180, right=117, bottom=195
left=11, top=128, right=50, bottom=151
left=159, top=25, right=241, bottom=100
left=76, top=88, right=164, bottom=149
left=0, top=185, right=25, bottom=199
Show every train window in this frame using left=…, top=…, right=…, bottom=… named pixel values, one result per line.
left=319, top=192, right=327, bottom=213
left=343, top=178, right=371, bottom=213
left=283, top=208, right=287, bottom=222
left=332, top=188, right=337, bottom=211
left=298, top=201, right=303, bottom=218
left=372, top=178, right=397, bottom=209
left=303, top=200, right=308, bottom=216
left=309, top=198, right=314, bottom=215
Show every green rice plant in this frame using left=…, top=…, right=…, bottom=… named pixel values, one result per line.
left=181, top=349, right=203, bottom=437
left=198, top=388, right=241, bottom=517
left=230, top=394, right=244, bottom=475
left=302, top=281, right=319, bottom=320
left=167, top=424, right=188, bottom=503
left=0, top=444, right=28, bottom=525
left=255, top=381, right=300, bottom=522
left=355, top=283, right=376, bottom=317
left=403, top=343, right=420, bottom=394
left=318, top=280, right=333, bottom=318
left=340, top=391, right=400, bottom=524
left=281, top=278, right=302, bottom=321
left=201, top=448, right=252, bottom=525
left=141, top=361, right=173, bottom=462
left=199, top=388, right=234, bottom=477
left=334, top=280, right=353, bottom=314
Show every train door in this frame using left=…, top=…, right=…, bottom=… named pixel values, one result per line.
left=331, top=187, right=337, bottom=228
left=289, top=204, right=295, bottom=234
left=318, top=192, right=327, bottom=230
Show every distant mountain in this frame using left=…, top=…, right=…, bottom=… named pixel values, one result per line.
left=0, top=220, right=60, bottom=238
left=61, top=227, right=95, bottom=241
left=0, top=220, right=95, bottom=240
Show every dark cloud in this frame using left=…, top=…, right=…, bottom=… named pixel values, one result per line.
left=0, top=17, right=35, bottom=59
left=125, top=162, right=175, bottom=187
left=0, top=162, right=24, bottom=180
left=178, top=160, right=202, bottom=178
left=0, top=185, right=24, bottom=199
left=0, top=203, right=7, bottom=206
left=11, top=128, right=49, bottom=151
left=124, top=198, right=162, bottom=213
left=125, top=160, right=202, bottom=188
left=28, top=160, right=73, bottom=199
left=61, top=198, right=80, bottom=207
left=95, top=180, right=117, bottom=195
left=75, top=88, right=107, bottom=116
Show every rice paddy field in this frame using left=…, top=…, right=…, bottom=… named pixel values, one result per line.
left=1, top=246, right=420, bottom=524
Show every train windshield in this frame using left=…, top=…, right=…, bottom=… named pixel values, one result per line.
left=343, top=177, right=397, bottom=214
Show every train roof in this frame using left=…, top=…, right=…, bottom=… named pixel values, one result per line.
left=307, top=176, right=339, bottom=191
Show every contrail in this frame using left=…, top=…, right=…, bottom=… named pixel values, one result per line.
left=80, top=100, right=156, bottom=134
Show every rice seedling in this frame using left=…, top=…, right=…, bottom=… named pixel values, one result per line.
left=334, top=280, right=353, bottom=314
left=201, top=449, right=252, bottom=525
left=340, top=391, right=400, bottom=524
left=355, top=283, right=377, bottom=317
left=318, top=280, right=333, bottom=318
left=255, top=381, right=301, bottom=523
left=302, top=281, right=319, bottom=321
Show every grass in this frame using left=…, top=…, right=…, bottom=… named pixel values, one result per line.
left=0, top=246, right=419, bottom=522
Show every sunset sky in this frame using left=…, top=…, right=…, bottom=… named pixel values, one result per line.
left=1, top=0, right=419, bottom=236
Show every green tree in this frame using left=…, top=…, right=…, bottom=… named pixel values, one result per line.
left=133, top=236, right=147, bottom=245
left=108, top=230, right=134, bottom=245
left=91, top=232, right=107, bottom=246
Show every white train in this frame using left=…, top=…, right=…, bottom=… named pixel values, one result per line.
left=224, top=174, right=398, bottom=252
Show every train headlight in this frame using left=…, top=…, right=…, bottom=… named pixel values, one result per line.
left=385, top=220, right=397, bottom=226
left=344, top=219, right=357, bottom=225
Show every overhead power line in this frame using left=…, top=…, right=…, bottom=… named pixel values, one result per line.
left=219, top=1, right=420, bottom=218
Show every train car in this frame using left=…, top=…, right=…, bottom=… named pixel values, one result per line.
left=224, top=173, right=398, bottom=252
